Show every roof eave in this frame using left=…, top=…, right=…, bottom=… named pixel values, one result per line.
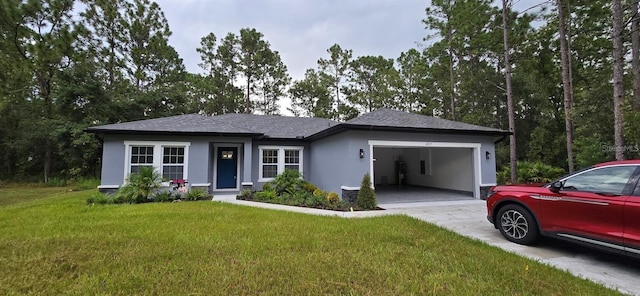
left=84, top=129, right=263, bottom=137
left=305, top=124, right=509, bottom=141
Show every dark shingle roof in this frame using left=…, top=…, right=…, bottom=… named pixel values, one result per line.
left=209, top=113, right=338, bottom=138
left=85, top=114, right=258, bottom=135
left=86, top=113, right=339, bottom=138
left=345, top=108, right=506, bottom=133
left=86, top=109, right=508, bottom=139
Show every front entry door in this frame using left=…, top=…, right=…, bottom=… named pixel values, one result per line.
left=216, top=147, right=238, bottom=189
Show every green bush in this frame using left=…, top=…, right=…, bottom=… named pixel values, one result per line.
left=356, top=173, right=376, bottom=210
left=326, top=191, right=339, bottom=206
left=86, top=192, right=113, bottom=205
left=237, top=189, right=254, bottom=199
left=497, top=161, right=566, bottom=185
left=184, top=188, right=211, bottom=201
left=299, top=191, right=325, bottom=208
left=271, top=169, right=304, bottom=194
left=254, top=189, right=278, bottom=202
left=117, top=166, right=162, bottom=203
left=313, top=189, right=327, bottom=198
left=153, top=191, right=175, bottom=202
left=114, top=188, right=137, bottom=204
left=301, top=181, right=319, bottom=193
left=262, top=182, right=272, bottom=191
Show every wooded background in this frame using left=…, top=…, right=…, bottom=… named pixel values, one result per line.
left=1, top=0, right=639, bottom=183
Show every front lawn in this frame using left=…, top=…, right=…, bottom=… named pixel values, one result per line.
left=0, top=185, right=621, bottom=295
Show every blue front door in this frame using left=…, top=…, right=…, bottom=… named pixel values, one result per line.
left=216, top=147, right=238, bottom=189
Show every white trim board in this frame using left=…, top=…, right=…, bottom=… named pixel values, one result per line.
left=341, top=186, right=361, bottom=190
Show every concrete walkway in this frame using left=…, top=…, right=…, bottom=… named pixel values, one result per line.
left=214, top=195, right=640, bottom=295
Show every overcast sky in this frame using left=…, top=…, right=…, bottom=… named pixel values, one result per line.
left=152, top=0, right=546, bottom=113
left=154, top=0, right=430, bottom=80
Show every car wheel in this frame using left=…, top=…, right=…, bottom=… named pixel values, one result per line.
left=497, top=204, right=539, bottom=245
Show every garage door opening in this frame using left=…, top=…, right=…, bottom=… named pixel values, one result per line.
left=368, top=140, right=481, bottom=203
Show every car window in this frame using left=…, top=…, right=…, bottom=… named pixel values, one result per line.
left=632, top=173, right=640, bottom=197
left=562, top=166, right=636, bottom=195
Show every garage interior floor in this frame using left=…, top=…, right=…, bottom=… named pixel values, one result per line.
left=375, top=185, right=474, bottom=204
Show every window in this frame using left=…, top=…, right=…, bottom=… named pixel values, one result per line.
left=162, top=147, right=185, bottom=181
left=130, top=146, right=154, bottom=174
left=259, top=146, right=303, bottom=181
left=284, top=149, right=300, bottom=172
left=221, top=150, right=234, bottom=159
left=124, top=141, right=190, bottom=183
left=262, top=149, right=278, bottom=179
left=562, top=166, right=637, bottom=195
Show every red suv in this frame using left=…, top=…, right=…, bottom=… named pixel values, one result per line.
left=486, top=160, right=640, bottom=258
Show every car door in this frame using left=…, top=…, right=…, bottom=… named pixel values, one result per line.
left=624, top=173, right=640, bottom=256
left=538, top=165, right=637, bottom=246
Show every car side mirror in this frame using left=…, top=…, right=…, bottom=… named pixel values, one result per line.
left=549, top=181, right=563, bottom=193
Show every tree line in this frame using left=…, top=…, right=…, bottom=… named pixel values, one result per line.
left=0, top=0, right=638, bottom=183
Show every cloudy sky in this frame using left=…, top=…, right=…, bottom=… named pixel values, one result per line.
left=151, top=0, right=545, bottom=113
left=154, top=0, right=430, bottom=80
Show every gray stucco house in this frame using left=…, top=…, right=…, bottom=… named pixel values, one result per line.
left=86, top=108, right=508, bottom=200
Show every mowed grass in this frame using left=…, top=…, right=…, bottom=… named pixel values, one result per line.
left=0, top=186, right=621, bottom=295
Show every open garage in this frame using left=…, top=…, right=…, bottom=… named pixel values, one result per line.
left=369, top=140, right=480, bottom=204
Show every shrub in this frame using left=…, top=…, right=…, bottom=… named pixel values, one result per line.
left=184, top=188, right=212, bottom=201
left=356, top=173, right=376, bottom=210
left=117, top=166, right=162, bottom=203
left=238, top=189, right=254, bottom=200
left=313, top=189, right=327, bottom=198
left=271, top=169, right=304, bottom=194
left=114, top=187, right=138, bottom=204
left=326, top=191, right=339, bottom=206
left=262, top=182, right=272, bottom=191
left=153, top=191, right=175, bottom=202
left=301, top=191, right=327, bottom=208
left=497, top=161, right=566, bottom=184
left=254, top=189, right=278, bottom=202
left=86, top=192, right=112, bottom=205
left=301, top=181, right=319, bottom=193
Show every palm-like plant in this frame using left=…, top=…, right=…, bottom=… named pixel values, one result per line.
left=118, top=166, right=162, bottom=203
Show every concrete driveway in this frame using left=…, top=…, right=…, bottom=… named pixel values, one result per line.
left=382, top=200, right=640, bottom=296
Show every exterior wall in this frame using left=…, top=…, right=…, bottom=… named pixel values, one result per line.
left=100, top=136, right=127, bottom=188
left=309, top=130, right=498, bottom=197
left=98, top=129, right=498, bottom=198
left=308, top=132, right=368, bottom=195
left=251, top=140, right=309, bottom=190
left=98, top=134, right=252, bottom=194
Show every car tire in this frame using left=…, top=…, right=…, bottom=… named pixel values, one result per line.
left=496, top=204, right=539, bottom=245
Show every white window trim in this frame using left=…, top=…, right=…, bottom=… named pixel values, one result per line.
left=258, top=146, right=304, bottom=182
left=124, top=141, right=191, bottom=185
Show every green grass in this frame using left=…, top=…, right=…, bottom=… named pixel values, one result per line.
left=0, top=186, right=622, bottom=295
